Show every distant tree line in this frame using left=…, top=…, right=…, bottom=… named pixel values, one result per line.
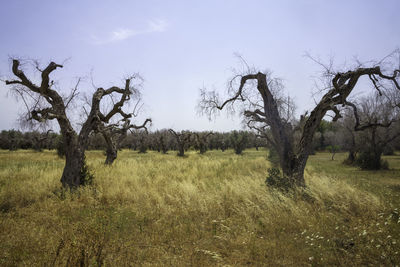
left=0, top=130, right=60, bottom=151
left=3, top=102, right=399, bottom=172
left=0, top=129, right=268, bottom=155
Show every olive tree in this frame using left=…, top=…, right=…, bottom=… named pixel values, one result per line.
left=199, top=55, right=400, bottom=188
left=5, top=59, right=140, bottom=188
left=99, top=118, right=151, bottom=164
left=350, top=92, right=400, bottom=169
left=94, top=75, right=151, bottom=164
left=194, top=132, right=213, bottom=154
left=169, top=129, right=192, bottom=157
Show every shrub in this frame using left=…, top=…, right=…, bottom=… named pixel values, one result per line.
left=355, top=150, right=388, bottom=170
left=80, top=157, right=94, bottom=186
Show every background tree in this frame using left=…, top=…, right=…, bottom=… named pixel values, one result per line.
left=335, top=109, right=361, bottom=165
left=194, top=132, right=213, bottom=154
left=136, top=129, right=149, bottom=153
left=169, top=129, right=192, bottom=157
left=100, top=118, right=151, bottom=164
left=156, top=130, right=174, bottom=154
left=5, top=59, right=139, bottom=188
left=229, top=130, right=249, bottom=155
left=199, top=54, right=400, bottom=188
left=350, top=92, right=400, bottom=169
left=31, top=130, right=52, bottom=152
left=93, top=74, right=151, bottom=164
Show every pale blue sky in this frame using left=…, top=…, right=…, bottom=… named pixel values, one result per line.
left=1, top=0, right=399, bottom=132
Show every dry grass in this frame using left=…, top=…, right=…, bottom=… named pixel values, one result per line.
left=0, top=149, right=399, bottom=266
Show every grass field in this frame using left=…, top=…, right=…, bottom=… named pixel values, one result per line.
left=0, top=149, right=399, bottom=266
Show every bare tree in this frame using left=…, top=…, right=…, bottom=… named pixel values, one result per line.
left=194, top=132, right=213, bottom=154
left=336, top=109, right=360, bottom=165
left=32, top=130, right=53, bottom=152
left=198, top=54, right=400, bottom=188
left=349, top=92, right=400, bottom=169
left=156, top=130, right=173, bottom=154
left=100, top=118, right=151, bottom=165
left=91, top=74, right=151, bottom=164
left=229, top=130, right=249, bottom=155
left=169, top=129, right=192, bottom=157
left=5, top=59, right=141, bottom=188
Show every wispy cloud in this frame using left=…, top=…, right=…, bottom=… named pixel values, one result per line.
left=147, top=19, right=168, bottom=33
left=91, top=19, right=168, bottom=45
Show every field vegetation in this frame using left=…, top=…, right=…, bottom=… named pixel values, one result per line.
left=1, top=149, right=399, bottom=266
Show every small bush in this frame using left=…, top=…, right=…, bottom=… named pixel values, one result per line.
left=355, top=150, right=388, bottom=170
left=80, top=158, right=94, bottom=186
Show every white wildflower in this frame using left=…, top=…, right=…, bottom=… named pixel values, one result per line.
left=362, top=230, right=367, bottom=236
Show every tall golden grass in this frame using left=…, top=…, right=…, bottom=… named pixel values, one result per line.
left=0, top=149, right=399, bottom=266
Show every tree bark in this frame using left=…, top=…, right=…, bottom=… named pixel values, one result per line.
left=178, top=144, right=185, bottom=157
left=105, top=143, right=118, bottom=165
left=60, top=131, right=89, bottom=188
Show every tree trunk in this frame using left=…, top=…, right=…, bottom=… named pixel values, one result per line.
left=60, top=135, right=87, bottom=188
left=345, top=150, right=356, bottom=165
left=59, top=117, right=93, bottom=188
left=105, top=147, right=117, bottom=165
left=371, top=128, right=382, bottom=169
left=102, top=132, right=118, bottom=165
left=178, top=144, right=185, bottom=157
left=280, top=152, right=307, bottom=187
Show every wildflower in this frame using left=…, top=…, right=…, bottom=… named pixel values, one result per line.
left=387, top=235, right=392, bottom=239
left=309, top=256, right=314, bottom=261
left=362, top=230, right=367, bottom=236
left=376, top=244, right=381, bottom=248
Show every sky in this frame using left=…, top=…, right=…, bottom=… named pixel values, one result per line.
left=0, top=0, right=399, bottom=132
